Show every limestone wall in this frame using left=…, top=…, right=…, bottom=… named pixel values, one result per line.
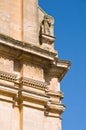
left=0, top=98, right=19, bottom=130
left=0, top=1, right=70, bottom=130
left=0, top=0, right=22, bottom=40
left=0, top=0, right=39, bottom=44
left=23, top=0, right=39, bottom=44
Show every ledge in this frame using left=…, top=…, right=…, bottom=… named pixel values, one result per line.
left=0, top=33, right=57, bottom=61
left=40, top=33, right=55, bottom=44
left=47, top=91, right=64, bottom=99
left=0, top=71, right=17, bottom=83
left=45, top=102, right=65, bottom=115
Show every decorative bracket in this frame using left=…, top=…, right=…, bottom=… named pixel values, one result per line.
left=13, top=89, right=23, bottom=108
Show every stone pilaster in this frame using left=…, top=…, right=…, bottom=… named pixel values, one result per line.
left=0, top=1, right=71, bottom=130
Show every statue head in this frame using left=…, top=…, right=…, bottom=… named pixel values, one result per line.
left=44, top=15, right=49, bottom=23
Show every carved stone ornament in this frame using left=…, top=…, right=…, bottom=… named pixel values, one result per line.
left=0, top=71, right=17, bottom=82
left=40, top=15, right=51, bottom=35
left=39, top=15, right=55, bottom=51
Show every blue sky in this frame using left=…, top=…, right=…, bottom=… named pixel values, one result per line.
left=39, top=0, right=86, bottom=130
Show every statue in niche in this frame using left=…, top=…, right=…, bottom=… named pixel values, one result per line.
left=39, top=15, right=54, bottom=46
left=40, top=15, right=51, bottom=35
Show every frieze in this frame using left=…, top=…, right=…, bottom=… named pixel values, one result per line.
left=0, top=71, right=17, bottom=82
left=0, top=71, right=48, bottom=91
left=0, top=33, right=57, bottom=61
left=21, top=77, right=48, bottom=91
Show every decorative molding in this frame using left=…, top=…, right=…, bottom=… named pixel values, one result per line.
left=0, top=71, right=17, bottom=82
left=21, top=77, right=48, bottom=91
left=0, top=33, right=57, bottom=61
left=13, top=89, right=23, bottom=107
left=45, top=63, right=70, bottom=81
left=40, top=34, right=55, bottom=44
left=22, top=91, right=48, bottom=103
left=0, top=70, right=65, bottom=118
left=39, top=34, right=55, bottom=52
left=0, top=71, right=48, bottom=90
left=45, top=101, right=65, bottom=116
left=47, top=91, right=64, bottom=99
left=12, top=88, right=49, bottom=108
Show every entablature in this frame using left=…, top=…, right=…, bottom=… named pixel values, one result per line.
left=0, top=33, right=57, bottom=61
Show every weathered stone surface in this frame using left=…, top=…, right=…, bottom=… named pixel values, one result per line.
left=0, top=0, right=39, bottom=43
left=23, top=0, right=39, bottom=44
left=0, top=0, right=22, bottom=40
left=0, top=1, right=71, bottom=130
left=0, top=55, right=14, bottom=73
left=23, top=62, right=44, bottom=81
left=0, top=100, right=19, bottom=130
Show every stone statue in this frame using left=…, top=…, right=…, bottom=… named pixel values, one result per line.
left=40, top=15, right=51, bottom=35
left=39, top=15, right=54, bottom=46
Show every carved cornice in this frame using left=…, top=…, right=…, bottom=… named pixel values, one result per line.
left=47, top=91, right=64, bottom=99
left=45, top=59, right=71, bottom=81
left=21, top=77, right=48, bottom=91
left=0, top=71, right=17, bottom=82
left=0, top=70, right=65, bottom=118
left=0, top=33, right=57, bottom=61
left=45, top=101, right=65, bottom=116
left=0, top=71, right=48, bottom=91
left=48, top=103, right=65, bottom=113
left=44, top=91, right=65, bottom=117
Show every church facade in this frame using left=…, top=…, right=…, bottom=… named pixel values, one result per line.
left=0, top=0, right=71, bottom=130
